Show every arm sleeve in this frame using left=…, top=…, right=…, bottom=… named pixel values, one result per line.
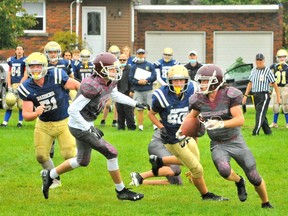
left=110, top=87, right=137, bottom=107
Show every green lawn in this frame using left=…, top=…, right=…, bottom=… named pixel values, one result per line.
left=0, top=107, right=287, bottom=216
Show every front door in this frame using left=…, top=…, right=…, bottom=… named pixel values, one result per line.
left=82, top=7, right=106, bottom=56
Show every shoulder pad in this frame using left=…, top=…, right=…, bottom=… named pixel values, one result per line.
left=227, top=87, right=242, bottom=99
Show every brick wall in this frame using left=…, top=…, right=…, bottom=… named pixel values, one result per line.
left=134, top=10, right=283, bottom=63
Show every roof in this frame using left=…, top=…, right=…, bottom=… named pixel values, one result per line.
left=134, top=5, right=280, bottom=13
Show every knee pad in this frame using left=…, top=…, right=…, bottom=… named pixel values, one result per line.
left=69, top=157, right=80, bottom=169
left=36, top=154, right=49, bottom=164
left=190, top=163, right=203, bottom=179
left=167, top=175, right=183, bottom=185
left=272, top=103, right=280, bottom=114
left=214, top=159, right=231, bottom=178
left=246, top=169, right=262, bottom=186
left=107, top=157, right=119, bottom=171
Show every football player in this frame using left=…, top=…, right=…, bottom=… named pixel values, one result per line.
left=131, top=65, right=228, bottom=201
left=1, top=46, right=27, bottom=128
left=154, top=47, right=180, bottom=86
left=73, top=49, right=94, bottom=82
left=269, top=49, right=288, bottom=128
left=17, top=52, right=80, bottom=189
left=183, top=64, right=273, bottom=208
left=40, top=52, right=145, bottom=201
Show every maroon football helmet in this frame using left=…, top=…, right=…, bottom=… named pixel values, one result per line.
left=93, top=52, right=122, bottom=80
left=194, top=64, right=225, bottom=94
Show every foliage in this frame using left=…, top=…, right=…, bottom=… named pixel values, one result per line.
left=0, top=107, right=288, bottom=215
left=0, top=0, right=36, bottom=49
left=51, top=31, right=85, bottom=52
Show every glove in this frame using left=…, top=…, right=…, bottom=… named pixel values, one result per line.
left=175, top=129, right=186, bottom=141
left=204, top=119, right=224, bottom=130
left=88, top=126, right=104, bottom=139
left=160, top=127, right=168, bottom=142
left=135, top=102, right=147, bottom=109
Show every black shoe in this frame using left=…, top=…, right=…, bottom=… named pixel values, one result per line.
left=201, top=192, right=229, bottom=201
left=116, top=187, right=144, bottom=201
left=149, top=155, right=163, bottom=176
left=235, top=176, right=247, bottom=202
left=262, top=202, right=273, bottom=208
left=0, top=123, right=7, bottom=127
left=112, top=120, right=118, bottom=127
left=129, top=172, right=143, bottom=187
left=17, top=123, right=22, bottom=128
left=50, top=141, right=55, bottom=158
left=100, top=120, right=105, bottom=126
left=41, top=169, right=53, bottom=199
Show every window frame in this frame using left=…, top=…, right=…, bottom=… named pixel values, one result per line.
left=22, top=0, right=46, bottom=33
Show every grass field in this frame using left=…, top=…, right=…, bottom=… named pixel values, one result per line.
left=0, top=107, right=287, bottom=216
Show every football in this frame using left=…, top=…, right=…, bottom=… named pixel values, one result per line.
left=180, top=117, right=205, bottom=138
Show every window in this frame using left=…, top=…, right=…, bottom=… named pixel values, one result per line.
left=22, top=0, right=46, bottom=33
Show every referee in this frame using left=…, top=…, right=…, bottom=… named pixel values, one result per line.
left=242, top=53, right=280, bottom=135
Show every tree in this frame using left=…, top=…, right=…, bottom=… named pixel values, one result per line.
left=0, top=0, right=36, bottom=49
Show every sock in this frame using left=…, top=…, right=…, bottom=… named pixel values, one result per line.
left=19, top=109, right=23, bottom=121
left=4, top=110, right=12, bottom=122
left=273, top=113, right=279, bottom=124
left=285, top=113, right=288, bottom=124
left=50, top=168, right=59, bottom=179
left=115, top=182, right=125, bottom=192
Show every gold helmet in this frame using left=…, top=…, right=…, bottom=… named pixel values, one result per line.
left=167, top=65, right=190, bottom=94
left=162, top=47, right=173, bottom=62
left=26, top=52, right=48, bottom=80
left=44, top=41, right=62, bottom=62
left=276, top=49, right=288, bottom=63
left=80, top=49, right=91, bottom=63
left=108, top=45, right=120, bottom=58
left=5, top=92, right=17, bottom=107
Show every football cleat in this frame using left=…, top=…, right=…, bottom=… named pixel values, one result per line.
left=269, top=123, right=278, bottom=128
left=112, top=120, right=118, bottom=127
left=116, top=188, right=144, bottom=201
left=17, top=123, right=22, bottom=128
left=129, top=172, right=143, bottom=187
left=49, top=176, right=62, bottom=189
left=100, top=120, right=105, bottom=126
left=261, top=202, right=273, bottom=208
left=235, top=176, right=247, bottom=202
left=201, top=192, right=229, bottom=201
left=41, top=169, right=53, bottom=199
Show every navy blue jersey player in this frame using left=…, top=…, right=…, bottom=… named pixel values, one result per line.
left=154, top=47, right=180, bottom=86
left=17, top=52, right=80, bottom=189
left=72, top=49, right=94, bottom=82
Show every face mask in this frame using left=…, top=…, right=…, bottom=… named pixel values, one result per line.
left=189, top=59, right=197, bottom=64
left=121, top=63, right=126, bottom=67
left=137, top=58, right=145, bottom=63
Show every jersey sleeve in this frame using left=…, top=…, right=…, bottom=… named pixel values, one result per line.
left=227, top=87, right=243, bottom=107
left=189, top=94, right=201, bottom=111
left=151, top=88, right=166, bottom=113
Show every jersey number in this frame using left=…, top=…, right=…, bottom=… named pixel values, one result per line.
left=11, top=66, right=21, bottom=77
left=275, top=70, right=286, bottom=85
left=40, top=97, right=58, bottom=112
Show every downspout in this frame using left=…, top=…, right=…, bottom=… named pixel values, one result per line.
left=75, top=0, right=82, bottom=49
left=70, top=1, right=76, bottom=34
left=131, top=1, right=135, bottom=49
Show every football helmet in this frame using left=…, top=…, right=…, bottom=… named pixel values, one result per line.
left=167, top=65, right=190, bottom=94
left=108, top=45, right=120, bottom=58
left=195, top=64, right=225, bottom=94
left=93, top=52, right=122, bottom=81
left=5, top=92, right=17, bottom=107
left=162, top=47, right=173, bottom=62
left=276, top=49, right=288, bottom=63
left=44, top=41, right=62, bottom=62
left=26, top=52, right=48, bottom=80
left=80, top=49, right=91, bottom=63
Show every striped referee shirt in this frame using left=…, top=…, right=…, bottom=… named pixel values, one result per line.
left=248, top=67, right=275, bottom=93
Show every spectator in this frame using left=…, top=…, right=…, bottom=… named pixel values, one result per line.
left=115, top=54, right=136, bottom=130
left=129, top=48, right=157, bottom=131
left=1, top=46, right=27, bottom=128
left=122, top=45, right=135, bottom=66
left=63, top=50, right=72, bottom=60
left=242, top=53, right=280, bottom=135
left=184, top=50, right=203, bottom=80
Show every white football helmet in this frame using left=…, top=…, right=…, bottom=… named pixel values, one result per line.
left=26, top=52, right=48, bottom=80
left=44, top=41, right=62, bottom=62
left=80, top=49, right=91, bottom=63
left=276, top=49, right=288, bottom=63
left=162, top=47, right=173, bottom=63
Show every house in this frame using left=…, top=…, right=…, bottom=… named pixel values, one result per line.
left=0, top=1, right=283, bottom=70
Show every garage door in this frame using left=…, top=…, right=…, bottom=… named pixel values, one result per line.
left=214, top=32, right=273, bottom=70
left=145, top=31, right=205, bottom=65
